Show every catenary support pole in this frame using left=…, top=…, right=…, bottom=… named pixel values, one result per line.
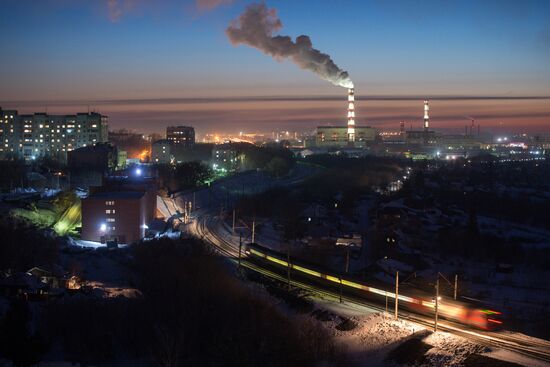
left=339, top=278, right=342, bottom=303
left=454, top=274, right=458, bottom=300
left=395, top=271, right=399, bottom=320
left=345, top=247, right=350, bottom=274
left=252, top=216, right=255, bottom=243
left=435, top=277, right=440, bottom=332
left=238, top=233, right=242, bottom=268
left=232, top=209, right=235, bottom=235
left=287, top=243, right=291, bottom=291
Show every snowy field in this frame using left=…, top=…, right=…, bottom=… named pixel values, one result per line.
left=318, top=311, right=549, bottom=367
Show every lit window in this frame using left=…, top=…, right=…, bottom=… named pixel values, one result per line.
left=105, top=201, right=115, bottom=206
left=107, top=218, right=115, bottom=223
left=106, top=209, right=111, bottom=214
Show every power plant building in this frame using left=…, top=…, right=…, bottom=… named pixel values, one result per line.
left=316, top=126, right=377, bottom=147
left=405, top=100, right=436, bottom=145
left=313, top=88, right=377, bottom=148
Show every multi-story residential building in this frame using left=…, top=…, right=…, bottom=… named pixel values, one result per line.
left=81, top=177, right=157, bottom=244
left=212, top=143, right=239, bottom=172
left=0, top=107, right=108, bottom=161
left=81, top=191, right=152, bottom=244
left=166, top=125, right=195, bottom=147
left=151, top=139, right=173, bottom=164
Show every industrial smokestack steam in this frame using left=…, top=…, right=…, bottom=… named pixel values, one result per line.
left=226, top=3, right=353, bottom=89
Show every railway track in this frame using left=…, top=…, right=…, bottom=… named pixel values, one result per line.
left=190, top=213, right=550, bottom=364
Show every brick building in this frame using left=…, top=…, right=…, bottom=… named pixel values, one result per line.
left=81, top=177, right=157, bottom=244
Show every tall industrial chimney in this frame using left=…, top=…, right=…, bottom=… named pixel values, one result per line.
left=347, top=88, right=355, bottom=142
left=423, top=99, right=430, bottom=131
left=400, top=121, right=405, bottom=135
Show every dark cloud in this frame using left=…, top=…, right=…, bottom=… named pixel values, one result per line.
left=3, top=95, right=550, bottom=107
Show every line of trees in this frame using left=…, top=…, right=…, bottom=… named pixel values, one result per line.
left=155, top=161, right=213, bottom=194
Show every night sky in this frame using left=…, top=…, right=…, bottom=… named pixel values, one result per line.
left=1, top=0, right=549, bottom=135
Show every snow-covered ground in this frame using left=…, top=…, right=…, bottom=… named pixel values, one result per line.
left=60, top=241, right=138, bottom=299
left=478, top=215, right=550, bottom=248
left=315, top=310, right=549, bottom=367
left=483, top=349, right=550, bottom=367
left=70, top=239, right=129, bottom=249
left=72, top=239, right=106, bottom=249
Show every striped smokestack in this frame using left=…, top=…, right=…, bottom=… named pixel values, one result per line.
left=347, top=88, right=355, bottom=142
left=423, top=99, right=430, bottom=131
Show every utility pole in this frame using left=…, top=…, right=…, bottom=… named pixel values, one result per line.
left=193, top=191, right=196, bottom=211
left=238, top=232, right=242, bottom=268
left=454, top=274, right=458, bottom=300
left=252, top=216, right=256, bottom=243
left=339, top=278, right=343, bottom=303
left=395, top=271, right=399, bottom=320
left=385, top=291, right=388, bottom=314
left=232, top=209, right=236, bottom=235
left=287, top=243, right=291, bottom=291
left=345, top=247, right=350, bottom=274
left=435, top=277, right=439, bottom=332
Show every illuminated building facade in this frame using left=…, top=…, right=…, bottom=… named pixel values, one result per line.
left=166, top=125, right=195, bottom=147
left=81, top=178, right=157, bottom=244
left=81, top=191, right=151, bottom=244
left=0, top=107, right=108, bottom=161
left=212, top=143, right=239, bottom=171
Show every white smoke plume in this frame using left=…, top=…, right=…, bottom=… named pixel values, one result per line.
left=107, top=0, right=123, bottom=22
left=196, top=0, right=233, bottom=11
left=106, top=0, right=138, bottom=22
left=226, top=3, right=353, bottom=89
